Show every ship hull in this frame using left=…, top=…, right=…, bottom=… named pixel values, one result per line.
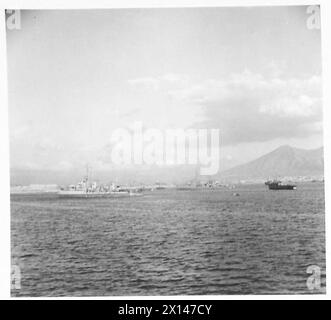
left=267, top=185, right=296, bottom=190
left=58, top=191, right=141, bottom=198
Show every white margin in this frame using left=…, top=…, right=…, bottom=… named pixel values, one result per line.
left=0, top=9, right=10, bottom=299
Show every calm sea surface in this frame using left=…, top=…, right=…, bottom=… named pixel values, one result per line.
left=11, top=183, right=325, bottom=296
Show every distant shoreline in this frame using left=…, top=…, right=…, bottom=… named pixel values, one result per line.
left=10, top=180, right=325, bottom=195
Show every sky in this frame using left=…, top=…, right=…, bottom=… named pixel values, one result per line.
left=7, top=7, right=323, bottom=180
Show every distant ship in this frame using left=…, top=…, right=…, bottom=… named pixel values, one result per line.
left=58, top=167, right=141, bottom=198
left=265, top=180, right=296, bottom=190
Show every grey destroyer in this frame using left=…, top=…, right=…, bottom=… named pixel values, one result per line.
left=58, top=168, right=141, bottom=198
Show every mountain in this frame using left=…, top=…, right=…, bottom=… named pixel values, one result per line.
left=10, top=165, right=197, bottom=186
left=10, top=145, right=324, bottom=185
left=219, top=145, right=324, bottom=181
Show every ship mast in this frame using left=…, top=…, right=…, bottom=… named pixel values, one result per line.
left=85, top=164, right=90, bottom=192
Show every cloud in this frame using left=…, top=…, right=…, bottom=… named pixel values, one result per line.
left=128, top=73, right=189, bottom=91
left=128, top=77, right=160, bottom=90
left=164, top=70, right=322, bottom=145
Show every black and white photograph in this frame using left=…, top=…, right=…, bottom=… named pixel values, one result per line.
left=3, top=2, right=328, bottom=298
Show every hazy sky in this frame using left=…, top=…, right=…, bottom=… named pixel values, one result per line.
left=7, top=7, right=322, bottom=173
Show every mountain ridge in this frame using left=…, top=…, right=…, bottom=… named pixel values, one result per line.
left=218, top=145, right=324, bottom=181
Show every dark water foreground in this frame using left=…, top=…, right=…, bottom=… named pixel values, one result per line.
left=11, top=183, right=326, bottom=296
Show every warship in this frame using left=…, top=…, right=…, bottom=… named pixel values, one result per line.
left=265, top=180, right=297, bottom=190
left=58, top=167, right=141, bottom=198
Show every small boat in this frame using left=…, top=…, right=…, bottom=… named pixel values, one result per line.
left=265, top=180, right=296, bottom=190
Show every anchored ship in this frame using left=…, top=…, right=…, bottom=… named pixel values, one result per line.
left=265, top=180, right=296, bottom=190
left=58, top=167, right=141, bottom=198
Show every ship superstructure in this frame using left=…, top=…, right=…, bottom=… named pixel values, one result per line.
left=58, top=166, right=140, bottom=198
left=265, top=180, right=296, bottom=190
